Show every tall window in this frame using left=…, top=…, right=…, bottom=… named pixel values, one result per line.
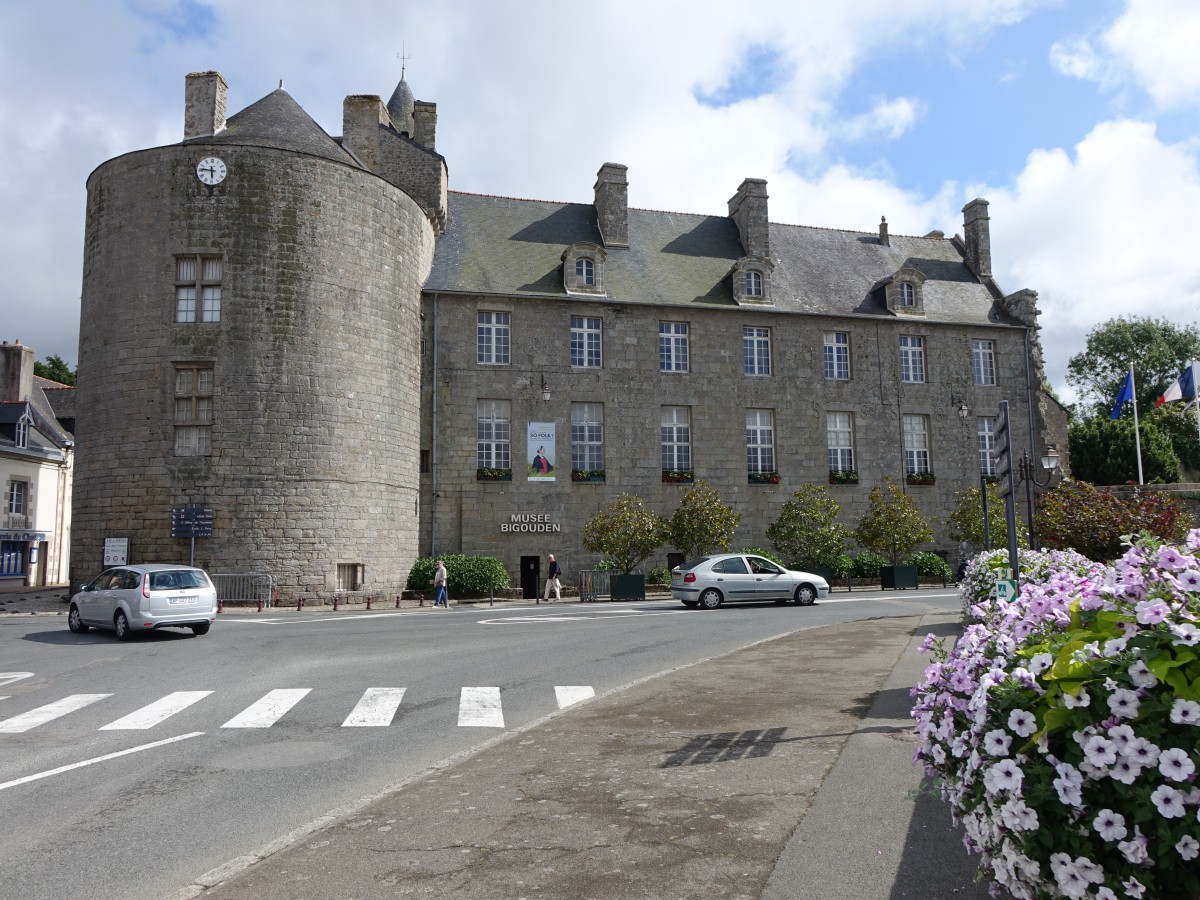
left=174, top=365, right=214, bottom=456
left=824, top=332, right=850, bottom=380
left=972, top=339, right=997, bottom=386
left=977, top=417, right=996, bottom=476
left=743, top=326, right=771, bottom=375
left=15, top=411, right=30, bottom=449
left=476, top=400, right=511, bottom=470
left=820, top=333, right=849, bottom=379
left=746, top=270, right=763, bottom=297
left=576, top=258, right=595, bottom=286
left=827, top=413, right=855, bottom=473
left=6, top=480, right=27, bottom=517
left=902, top=414, right=930, bottom=474
left=570, top=316, right=602, bottom=368
left=746, top=410, right=775, bottom=474
left=477, top=311, right=511, bottom=365
left=175, top=256, right=222, bottom=323
left=900, top=335, right=925, bottom=383
left=661, top=406, right=692, bottom=472
left=899, top=282, right=915, bottom=307
left=659, top=321, right=689, bottom=372
left=571, top=402, right=604, bottom=471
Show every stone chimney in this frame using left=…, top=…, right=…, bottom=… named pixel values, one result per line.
left=184, top=71, right=228, bottom=140
left=0, top=340, right=35, bottom=402
left=728, top=178, right=769, bottom=259
left=879, top=216, right=890, bottom=247
left=412, top=101, right=438, bottom=151
left=962, top=198, right=992, bottom=278
left=594, top=163, right=629, bottom=248
left=342, top=95, right=389, bottom=173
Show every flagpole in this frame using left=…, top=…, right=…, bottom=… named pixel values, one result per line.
left=1130, top=366, right=1144, bottom=485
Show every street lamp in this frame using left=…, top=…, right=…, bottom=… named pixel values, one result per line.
left=1018, top=446, right=1060, bottom=550
left=539, top=374, right=551, bottom=402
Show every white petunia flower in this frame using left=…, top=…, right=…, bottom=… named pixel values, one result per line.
left=1177, top=834, right=1200, bottom=861
left=1123, top=737, right=1160, bottom=768
left=1061, top=687, right=1090, bottom=708
left=1127, top=659, right=1158, bottom=688
left=1027, top=652, right=1053, bottom=675
left=983, top=729, right=1012, bottom=756
left=1122, top=875, right=1146, bottom=898
left=983, top=759, right=1023, bottom=795
left=998, top=797, right=1039, bottom=832
left=1095, top=888, right=1118, bottom=900
left=1171, top=698, right=1200, bottom=725
left=1092, top=808, right=1126, bottom=841
left=1106, top=688, right=1140, bottom=718
left=1007, top=708, right=1037, bottom=737
left=1082, top=735, right=1117, bottom=767
left=1106, top=723, right=1136, bottom=751
left=1119, top=830, right=1150, bottom=866
left=1151, top=784, right=1187, bottom=818
left=1109, top=757, right=1141, bottom=785
left=1159, top=747, right=1197, bottom=782
left=1171, top=622, right=1200, bottom=646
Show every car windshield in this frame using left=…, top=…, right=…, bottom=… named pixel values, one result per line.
left=149, top=570, right=208, bottom=590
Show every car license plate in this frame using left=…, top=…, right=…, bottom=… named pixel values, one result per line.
left=169, top=596, right=197, bottom=605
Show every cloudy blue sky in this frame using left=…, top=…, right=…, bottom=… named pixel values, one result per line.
left=2, top=0, right=1199, bottom=402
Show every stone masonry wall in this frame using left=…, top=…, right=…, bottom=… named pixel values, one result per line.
left=74, top=144, right=433, bottom=597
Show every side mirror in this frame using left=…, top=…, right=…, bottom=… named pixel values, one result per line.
left=79, top=583, right=89, bottom=592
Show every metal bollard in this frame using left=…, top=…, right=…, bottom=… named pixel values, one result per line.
left=297, top=596, right=304, bottom=611
left=366, top=595, right=372, bottom=610
left=333, top=595, right=339, bottom=611
left=489, top=575, right=494, bottom=607
left=257, top=598, right=263, bottom=612
left=417, top=593, right=424, bottom=607
left=397, top=594, right=403, bottom=609
left=217, top=597, right=223, bottom=614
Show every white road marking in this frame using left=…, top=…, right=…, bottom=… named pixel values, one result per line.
left=458, top=687, right=504, bottom=727
left=0, top=672, right=34, bottom=688
left=99, top=691, right=214, bottom=730
left=0, top=693, right=112, bottom=733
left=342, top=688, right=407, bottom=727
left=221, top=689, right=311, bottom=728
left=555, top=686, right=595, bottom=708
left=0, top=732, right=204, bottom=792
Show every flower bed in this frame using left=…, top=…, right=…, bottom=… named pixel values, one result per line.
left=912, top=533, right=1200, bottom=900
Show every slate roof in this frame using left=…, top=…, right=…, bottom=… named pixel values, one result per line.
left=426, top=192, right=1013, bottom=326
left=188, top=89, right=359, bottom=167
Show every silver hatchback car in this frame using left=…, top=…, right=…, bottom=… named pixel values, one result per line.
left=671, top=553, right=830, bottom=609
left=68, top=564, right=218, bottom=639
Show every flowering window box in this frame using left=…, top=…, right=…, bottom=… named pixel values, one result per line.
left=905, top=472, right=936, bottom=486
left=662, top=470, right=694, bottom=484
left=571, top=469, right=606, bottom=483
left=748, top=471, right=781, bottom=485
left=829, top=470, right=859, bottom=485
left=476, top=468, right=512, bottom=482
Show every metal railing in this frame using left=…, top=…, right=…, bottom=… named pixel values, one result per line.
left=577, top=569, right=611, bottom=603
left=211, top=573, right=275, bottom=608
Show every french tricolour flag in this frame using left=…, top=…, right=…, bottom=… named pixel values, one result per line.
left=1156, top=360, right=1200, bottom=407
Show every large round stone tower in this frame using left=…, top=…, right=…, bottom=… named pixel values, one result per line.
left=72, top=71, right=447, bottom=598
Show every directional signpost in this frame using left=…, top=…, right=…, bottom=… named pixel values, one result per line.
left=992, top=401, right=1020, bottom=585
left=171, top=505, right=214, bottom=566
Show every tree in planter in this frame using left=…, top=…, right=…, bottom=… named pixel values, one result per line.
left=765, top=484, right=850, bottom=572
left=581, top=493, right=667, bottom=574
left=854, top=478, right=933, bottom=566
left=667, top=480, right=740, bottom=560
left=948, top=484, right=1028, bottom=551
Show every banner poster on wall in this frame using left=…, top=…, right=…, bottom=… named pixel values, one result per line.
left=527, top=422, right=556, bottom=482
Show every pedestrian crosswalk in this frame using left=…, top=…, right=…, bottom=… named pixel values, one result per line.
left=0, top=684, right=597, bottom=734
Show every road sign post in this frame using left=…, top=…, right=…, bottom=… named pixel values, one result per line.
left=992, top=401, right=1020, bottom=584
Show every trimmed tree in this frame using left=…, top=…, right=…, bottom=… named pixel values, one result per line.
left=854, top=478, right=933, bottom=565
left=667, top=480, right=740, bottom=560
left=766, top=484, right=850, bottom=570
left=582, top=493, right=667, bottom=574
left=948, top=484, right=1028, bottom=551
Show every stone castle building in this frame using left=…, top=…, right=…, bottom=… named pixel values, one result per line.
left=73, top=70, right=1061, bottom=597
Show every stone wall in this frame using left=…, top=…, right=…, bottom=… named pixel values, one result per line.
left=74, top=144, right=433, bottom=596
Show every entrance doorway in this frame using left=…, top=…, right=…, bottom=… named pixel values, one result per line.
left=520, top=556, right=540, bottom=599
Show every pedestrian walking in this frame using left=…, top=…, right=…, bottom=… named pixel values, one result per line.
left=433, top=559, right=449, bottom=608
left=544, top=553, right=562, bottom=602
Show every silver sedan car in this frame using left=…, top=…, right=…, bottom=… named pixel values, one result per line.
left=68, top=564, right=218, bottom=639
left=671, top=553, right=830, bottom=609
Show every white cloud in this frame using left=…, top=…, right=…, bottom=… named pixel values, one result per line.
left=1049, top=38, right=1102, bottom=81
left=1104, top=0, right=1200, bottom=109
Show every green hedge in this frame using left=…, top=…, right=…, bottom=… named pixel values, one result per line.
left=907, top=551, right=952, bottom=579
left=407, top=554, right=511, bottom=595
left=648, top=566, right=672, bottom=585
left=850, top=550, right=888, bottom=578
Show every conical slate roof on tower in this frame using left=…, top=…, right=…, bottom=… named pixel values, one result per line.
left=188, top=87, right=357, bottom=165
left=387, top=78, right=415, bottom=135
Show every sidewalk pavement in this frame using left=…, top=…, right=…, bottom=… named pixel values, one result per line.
left=162, top=607, right=996, bottom=900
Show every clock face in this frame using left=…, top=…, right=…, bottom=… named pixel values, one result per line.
left=196, top=157, right=227, bottom=185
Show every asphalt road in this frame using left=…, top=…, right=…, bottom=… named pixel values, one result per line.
left=0, top=590, right=963, bottom=900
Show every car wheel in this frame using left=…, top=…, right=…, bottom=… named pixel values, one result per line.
left=698, top=588, right=723, bottom=610
left=794, top=584, right=817, bottom=606
left=681, top=599, right=699, bottom=608
left=191, top=623, right=210, bottom=636
left=68, top=605, right=89, bottom=633
left=114, top=610, right=133, bottom=641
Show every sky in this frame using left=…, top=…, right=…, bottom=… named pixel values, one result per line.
left=3, top=0, right=1199, bottom=404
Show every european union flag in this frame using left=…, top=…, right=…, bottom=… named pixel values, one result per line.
left=1110, top=370, right=1134, bottom=420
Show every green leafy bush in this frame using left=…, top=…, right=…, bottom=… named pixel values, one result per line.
left=1036, top=480, right=1190, bottom=562
left=647, top=566, right=672, bottom=585
left=850, top=550, right=887, bottom=578
left=906, top=551, right=952, bottom=579
left=667, top=480, right=741, bottom=559
left=407, top=554, right=511, bottom=595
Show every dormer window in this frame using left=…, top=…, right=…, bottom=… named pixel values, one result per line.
left=15, top=410, right=31, bottom=449
left=563, top=242, right=606, bottom=295
left=880, top=266, right=926, bottom=315
left=733, top=257, right=774, bottom=306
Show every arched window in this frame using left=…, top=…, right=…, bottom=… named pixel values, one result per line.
left=576, top=257, right=595, bottom=286
left=746, top=270, right=763, bottom=297
left=899, top=282, right=915, bottom=306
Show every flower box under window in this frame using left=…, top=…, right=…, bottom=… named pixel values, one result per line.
left=748, top=471, right=781, bottom=485
left=662, top=470, right=694, bottom=484
left=829, top=470, right=859, bottom=485
left=571, top=469, right=606, bottom=483
left=476, top=467, right=512, bottom=482
left=906, top=472, right=936, bottom=486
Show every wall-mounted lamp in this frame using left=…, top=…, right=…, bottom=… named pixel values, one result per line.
left=956, top=401, right=971, bottom=420
left=540, top=374, right=551, bottom=402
